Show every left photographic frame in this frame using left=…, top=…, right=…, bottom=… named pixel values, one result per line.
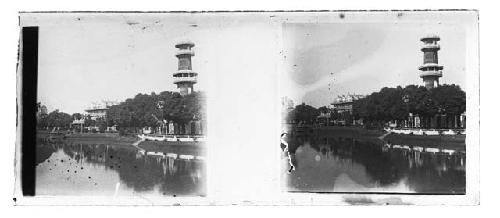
left=16, top=13, right=208, bottom=202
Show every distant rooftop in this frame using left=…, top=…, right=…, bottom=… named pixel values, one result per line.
left=84, top=100, right=119, bottom=111
left=332, top=94, right=366, bottom=105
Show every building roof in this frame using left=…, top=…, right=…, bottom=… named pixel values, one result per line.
left=84, top=101, right=118, bottom=112
left=331, top=94, right=366, bottom=105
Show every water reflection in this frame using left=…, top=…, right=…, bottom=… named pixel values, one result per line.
left=285, top=135, right=465, bottom=194
left=36, top=141, right=206, bottom=197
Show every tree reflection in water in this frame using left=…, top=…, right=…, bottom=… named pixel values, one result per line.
left=285, top=134, right=465, bottom=194
left=36, top=141, right=206, bottom=196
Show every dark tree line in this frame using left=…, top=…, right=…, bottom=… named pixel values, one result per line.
left=36, top=91, right=206, bottom=131
left=286, top=103, right=320, bottom=124
left=284, top=84, right=465, bottom=128
left=36, top=106, right=73, bottom=129
left=352, top=84, right=466, bottom=128
left=106, top=91, right=205, bottom=130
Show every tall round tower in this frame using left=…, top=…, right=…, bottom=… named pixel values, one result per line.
left=419, top=35, right=443, bottom=89
left=174, top=41, right=197, bottom=96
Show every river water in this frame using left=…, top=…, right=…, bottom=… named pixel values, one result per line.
left=35, top=141, right=206, bottom=197
left=284, top=135, right=465, bottom=194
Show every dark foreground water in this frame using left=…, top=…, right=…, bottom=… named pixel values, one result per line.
left=35, top=141, right=206, bottom=197
left=284, top=135, right=465, bottom=194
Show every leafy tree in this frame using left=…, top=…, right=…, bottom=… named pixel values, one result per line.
left=71, top=113, right=83, bottom=120
left=353, top=84, right=466, bottom=128
left=36, top=102, right=49, bottom=129
left=106, top=91, right=206, bottom=131
left=430, top=84, right=466, bottom=115
left=45, top=109, right=72, bottom=129
left=84, top=115, right=95, bottom=127
left=318, top=106, right=330, bottom=114
left=287, top=103, right=319, bottom=124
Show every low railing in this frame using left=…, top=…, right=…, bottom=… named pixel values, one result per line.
left=175, top=50, right=195, bottom=56
left=173, top=76, right=197, bottom=83
left=421, top=44, right=440, bottom=50
left=384, top=127, right=465, bottom=135
left=175, top=69, right=196, bottom=74
left=419, top=70, right=443, bottom=77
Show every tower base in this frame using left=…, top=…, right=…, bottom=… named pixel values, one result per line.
left=422, top=77, right=440, bottom=89
left=178, top=83, right=194, bottom=96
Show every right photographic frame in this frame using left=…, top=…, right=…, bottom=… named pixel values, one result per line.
left=279, top=11, right=479, bottom=202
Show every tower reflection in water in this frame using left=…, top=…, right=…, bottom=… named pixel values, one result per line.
left=285, top=135, right=465, bottom=194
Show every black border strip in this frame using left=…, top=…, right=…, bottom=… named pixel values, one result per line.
left=21, top=26, right=38, bottom=196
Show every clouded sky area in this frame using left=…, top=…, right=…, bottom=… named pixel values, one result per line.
left=22, top=13, right=277, bottom=114
left=281, top=13, right=477, bottom=107
left=20, top=12, right=477, bottom=113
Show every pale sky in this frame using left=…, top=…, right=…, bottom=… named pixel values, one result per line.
left=281, top=13, right=477, bottom=107
left=20, top=12, right=478, bottom=113
left=22, top=13, right=270, bottom=114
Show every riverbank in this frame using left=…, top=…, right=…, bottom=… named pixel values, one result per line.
left=63, top=133, right=137, bottom=146
left=289, top=126, right=385, bottom=144
left=37, top=132, right=205, bottom=154
left=286, top=125, right=466, bottom=150
left=139, top=140, right=205, bottom=156
left=384, top=133, right=465, bottom=151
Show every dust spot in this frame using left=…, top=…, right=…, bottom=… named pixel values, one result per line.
left=397, top=12, right=404, bottom=18
left=344, top=196, right=410, bottom=205
left=344, top=196, right=375, bottom=205
left=339, top=13, right=345, bottom=19
left=126, top=21, right=139, bottom=26
left=314, top=155, right=321, bottom=161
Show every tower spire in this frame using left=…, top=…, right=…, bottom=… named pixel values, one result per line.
left=174, top=41, right=197, bottom=96
left=419, top=34, right=443, bottom=89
